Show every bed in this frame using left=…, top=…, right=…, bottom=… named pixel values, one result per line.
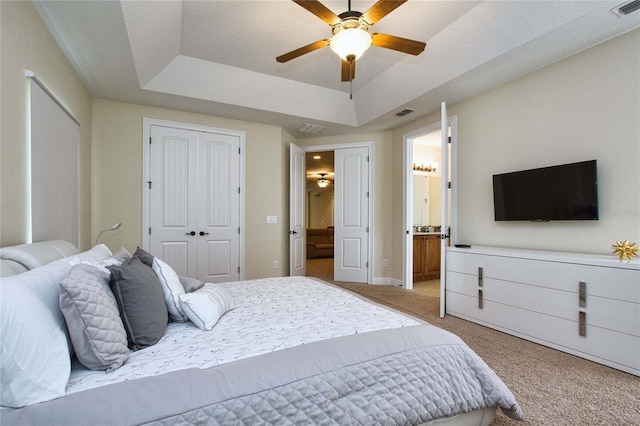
left=0, top=241, right=523, bottom=425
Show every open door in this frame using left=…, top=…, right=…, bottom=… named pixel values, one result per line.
left=334, top=146, right=369, bottom=283
left=289, top=143, right=306, bottom=276
left=439, top=102, right=450, bottom=318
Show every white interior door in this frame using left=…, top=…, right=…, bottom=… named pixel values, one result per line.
left=289, top=143, right=306, bottom=276
left=197, top=132, right=241, bottom=283
left=439, top=102, right=450, bottom=318
left=334, top=147, right=369, bottom=283
left=149, top=125, right=199, bottom=278
left=149, top=124, right=240, bottom=283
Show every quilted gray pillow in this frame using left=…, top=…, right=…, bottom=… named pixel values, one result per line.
left=59, top=264, right=128, bottom=372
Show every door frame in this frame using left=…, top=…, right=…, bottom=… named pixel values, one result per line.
left=402, top=116, right=457, bottom=290
left=141, top=117, right=246, bottom=279
left=299, top=141, right=373, bottom=284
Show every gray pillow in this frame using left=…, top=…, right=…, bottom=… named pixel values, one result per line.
left=108, top=256, right=168, bottom=350
left=179, top=276, right=204, bottom=293
left=133, top=247, right=154, bottom=268
left=59, top=264, right=128, bottom=371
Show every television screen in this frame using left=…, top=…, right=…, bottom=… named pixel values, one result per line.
left=493, top=160, right=598, bottom=221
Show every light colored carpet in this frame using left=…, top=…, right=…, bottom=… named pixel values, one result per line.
left=306, top=258, right=640, bottom=425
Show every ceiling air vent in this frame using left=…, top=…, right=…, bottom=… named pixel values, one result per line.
left=395, top=108, right=415, bottom=117
left=612, top=0, right=640, bottom=17
left=298, top=123, right=326, bottom=134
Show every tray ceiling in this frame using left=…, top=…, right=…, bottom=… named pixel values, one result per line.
left=32, top=0, right=640, bottom=137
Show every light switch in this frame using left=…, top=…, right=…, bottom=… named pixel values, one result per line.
left=267, top=216, right=277, bottom=224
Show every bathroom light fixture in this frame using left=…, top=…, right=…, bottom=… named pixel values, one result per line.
left=413, top=162, right=438, bottom=173
left=95, top=222, right=122, bottom=245
left=317, top=173, right=330, bottom=188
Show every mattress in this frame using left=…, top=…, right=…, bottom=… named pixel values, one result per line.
left=1, top=277, right=523, bottom=425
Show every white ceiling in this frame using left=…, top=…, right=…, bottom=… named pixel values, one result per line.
left=32, top=0, right=640, bottom=138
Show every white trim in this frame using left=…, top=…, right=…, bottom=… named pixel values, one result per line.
left=304, top=142, right=374, bottom=285
left=25, top=70, right=81, bottom=127
left=142, top=117, right=246, bottom=279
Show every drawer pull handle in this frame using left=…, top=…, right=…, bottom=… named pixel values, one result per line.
left=478, top=267, right=483, bottom=287
left=478, top=289, right=483, bottom=309
left=579, top=281, right=586, bottom=308
left=579, top=311, right=586, bottom=337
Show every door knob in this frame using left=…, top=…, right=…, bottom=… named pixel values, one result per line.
left=199, top=231, right=209, bottom=236
left=186, top=231, right=196, bottom=236
left=289, top=230, right=298, bottom=235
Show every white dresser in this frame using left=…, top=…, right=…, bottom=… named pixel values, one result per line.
left=445, top=246, right=640, bottom=376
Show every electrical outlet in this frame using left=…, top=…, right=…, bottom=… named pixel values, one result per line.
left=382, top=259, right=388, bottom=267
left=272, top=260, right=279, bottom=269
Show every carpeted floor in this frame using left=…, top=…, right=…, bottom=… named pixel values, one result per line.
left=306, top=258, right=640, bottom=425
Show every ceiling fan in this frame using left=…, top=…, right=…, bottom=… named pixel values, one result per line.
left=276, top=0, right=426, bottom=83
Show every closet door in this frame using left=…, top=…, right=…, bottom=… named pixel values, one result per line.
left=196, top=131, right=240, bottom=283
left=148, top=125, right=240, bottom=282
left=149, top=125, right=199, bottom=278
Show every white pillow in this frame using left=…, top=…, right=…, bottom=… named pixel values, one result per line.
left=0, top=261, right=73, bottom=407
left=0, top=240, right=78, bottom=270
left=61, top=244, right=112, bottom=266
left=179, top=284, right=235, bottom=330
left=152, top=258, right=187, bottom=322
left=81, top=246, right=131, bottom=274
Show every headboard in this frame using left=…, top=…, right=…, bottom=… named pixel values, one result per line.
left=0, top=240, right=78, bottom=277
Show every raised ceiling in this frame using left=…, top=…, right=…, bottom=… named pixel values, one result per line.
left=32, top=1, right=640, bottom=137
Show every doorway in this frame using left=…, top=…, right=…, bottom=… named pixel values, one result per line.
left=305, top=150, right=335, bottom=282
left=403, top=110, right=457, bottom=316
left=411, top=130, right=443, bottom=298
left=291, top=142, right=373, bottom=284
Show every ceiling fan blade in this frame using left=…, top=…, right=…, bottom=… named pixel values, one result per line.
left=341, top=59, right=356, bottom=82
left=371, top=33, right=426, bottom=55
left=293, top=0, right=341, bottom=26
left=276, top=39, right=330, bottom=63
left=363, top=0, right=407, bottom=25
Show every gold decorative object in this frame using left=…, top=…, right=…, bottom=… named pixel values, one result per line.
left=611, top=240, right=639, bottom=262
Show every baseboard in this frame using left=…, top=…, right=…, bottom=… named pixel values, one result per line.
left=372, top=277, right=404, bottom=287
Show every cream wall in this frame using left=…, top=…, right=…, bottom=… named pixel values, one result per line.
left=0, top=1, right=92, bottom=248
left=295, top=131, right=396, bottom=281
left=91, top=99, right=291, bottom=280
left=3, top=1, right=637, bottom=280
left=394, top=28, right=640, bottom=257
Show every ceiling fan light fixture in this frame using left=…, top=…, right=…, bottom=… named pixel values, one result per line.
left=317, top=173, right=331, bottom=188
left=330, top=28, right=372, bottom=61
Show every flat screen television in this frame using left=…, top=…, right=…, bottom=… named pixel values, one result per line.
left=493, top=160, right=598, bottom=221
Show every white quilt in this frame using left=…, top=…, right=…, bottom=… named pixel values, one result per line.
left=67, top=277, right=419, bottom=394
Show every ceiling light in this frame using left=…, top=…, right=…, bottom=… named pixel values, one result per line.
left=317, top=173, right=330, bottom=188
left=330, top=28, right=372, bottom=61
left=313, top=155, right=321, bottom=159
